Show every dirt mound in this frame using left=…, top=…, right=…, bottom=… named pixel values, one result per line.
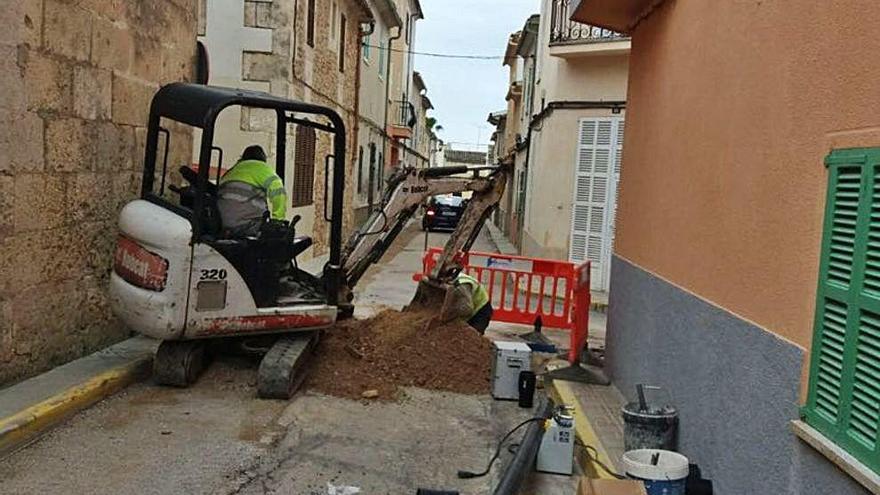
left=305, top=309, right=493, bottom=401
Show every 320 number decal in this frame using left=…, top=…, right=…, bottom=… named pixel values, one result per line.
left=200, top=268, right=227, bottom=280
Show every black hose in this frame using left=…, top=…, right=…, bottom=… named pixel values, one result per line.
left=491, top=397, right=554, bottom=495
left=458, top=417, right=546, bottom=480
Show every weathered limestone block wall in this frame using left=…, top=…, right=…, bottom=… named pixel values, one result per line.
left=0, top=0, right=197, bottom=385
left=198, top=0, right=364, bottom=257
left=296, top=0, right=365, bottom=252
left=242, top=0, right=365, bottom=254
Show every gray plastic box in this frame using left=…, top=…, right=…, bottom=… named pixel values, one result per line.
left=491, top=341, right=532, bottom=400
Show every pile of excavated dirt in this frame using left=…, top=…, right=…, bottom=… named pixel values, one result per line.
left=304, top=309, right=493, bottom=401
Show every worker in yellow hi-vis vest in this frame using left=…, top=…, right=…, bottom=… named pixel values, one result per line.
left=444, top=272, right=493, bottom=333
left=217, top=145, right=287, bottom=237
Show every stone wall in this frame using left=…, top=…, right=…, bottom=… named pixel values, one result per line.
left=198, top=0, right=366, bottom=257
left=0, top=0, right=197, bottom=385
left=289, top=0, right=367, bottom=252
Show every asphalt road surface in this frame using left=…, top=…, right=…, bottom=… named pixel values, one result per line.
left=0, top=227, right=578, bottom=495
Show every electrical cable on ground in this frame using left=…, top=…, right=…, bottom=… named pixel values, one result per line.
left=575, top=439, right=626, bottom=479
left=457, top=417, right=547, bottom=479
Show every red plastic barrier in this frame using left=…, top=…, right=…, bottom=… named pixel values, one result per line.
left=415, top=247, right=591, bottom=364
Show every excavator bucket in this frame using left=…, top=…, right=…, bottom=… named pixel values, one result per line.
left=408, top=278, right=450, bottom=312
left=337, top=162, right=510, bottom=326
left=407, top=278, right=458, bottom=324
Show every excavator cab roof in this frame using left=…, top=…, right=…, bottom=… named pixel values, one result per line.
left=149, top=83, right=345, bottom=130
left=139, top=83, right=348, bottom=302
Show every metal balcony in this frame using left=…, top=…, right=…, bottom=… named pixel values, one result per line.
left=394, top=100, right=417, bottom=128
left=549, top=0, right=630, bottom=58
left=387, top=99, right=417, bottom=140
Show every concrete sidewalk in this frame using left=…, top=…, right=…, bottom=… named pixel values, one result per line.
left=484, top=223, right=627, bottom=478
left=0, top=336, right=158, bottom=458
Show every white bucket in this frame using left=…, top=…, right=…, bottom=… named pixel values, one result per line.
left=622, top=449, right=689, bottom=495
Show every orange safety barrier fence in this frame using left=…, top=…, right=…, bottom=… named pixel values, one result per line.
left=415, top=247, right=591, bottom=364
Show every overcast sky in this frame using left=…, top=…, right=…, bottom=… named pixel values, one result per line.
left=416, top=1, right=538, bottom=151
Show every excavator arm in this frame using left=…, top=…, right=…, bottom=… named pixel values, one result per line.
left=334, top=164, right=509, bottom=311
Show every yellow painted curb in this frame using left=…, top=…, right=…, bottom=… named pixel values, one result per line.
left=547, top=378, right=617, bottom=480
left=0, top=359, right=150, bottom=458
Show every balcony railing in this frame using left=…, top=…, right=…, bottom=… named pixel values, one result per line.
left=550, top=0, right=627, bottom=45
left=391, top=99, right=417, bottom=129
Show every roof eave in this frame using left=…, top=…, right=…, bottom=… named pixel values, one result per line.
left=375, top=0, right=403, bottom=29
left=503, top=32, right=521, bottom=67
left=412, top=0, right=424, bottom=19
left=374, top=0, right=402, bottom=28
left=487, top=111, right=507, bottom=125
left=413, top=71, right=426, bottom=92
left=515, top=15, right=540, bottom=57
left=354, top=0, right=375, bottom=22
left=570, top=0, right=666, bottom=34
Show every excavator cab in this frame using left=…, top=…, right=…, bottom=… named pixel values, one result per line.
left=109, top=84, right=348, bottom=397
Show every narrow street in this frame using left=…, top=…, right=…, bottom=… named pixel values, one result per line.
left=0, top=227, right=554, bottom=495
left=7, top=0, right=880, bottom=492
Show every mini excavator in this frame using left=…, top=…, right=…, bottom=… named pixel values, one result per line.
left=109, top=84, right=508, bottom=398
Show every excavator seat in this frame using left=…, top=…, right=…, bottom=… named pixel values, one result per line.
left=210, top=222, right=313, bottom=307
left=291, top=235, right=313, bottom=258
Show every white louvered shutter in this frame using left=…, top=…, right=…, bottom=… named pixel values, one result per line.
left=607, top=120, right=625, bottom=260
left=570, top=118, right=624, bottom=292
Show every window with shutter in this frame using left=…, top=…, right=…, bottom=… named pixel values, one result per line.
left=292, top=126, right=316, bottom=208
left=339, top=14, right=346, bottom=72
left=306, top=0, right=315, bottom=47
left=329, top=2, right=338, bottom=47
left=570, top=117, right=624, bottom=292
left=362, top=34, right=370, bottom=61
left=803, top=148, right=880, bottom=475
left=377, top=152, right=384, bottom=192
left=357, top=146, right=364, bottom=196
left=609, top=121, right=625, bottom=247
left=378, top=40, right=386, bottom=79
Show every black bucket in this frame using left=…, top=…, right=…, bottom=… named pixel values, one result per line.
left=622, top=384, right=678, bottom=451
left=518, top=371, right=536, bottom=408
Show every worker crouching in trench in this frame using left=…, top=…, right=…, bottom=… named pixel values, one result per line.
left=444, top=272, right=494, bottom=334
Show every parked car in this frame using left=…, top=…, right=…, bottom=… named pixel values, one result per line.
left=422, top=195, right=466, bottom=231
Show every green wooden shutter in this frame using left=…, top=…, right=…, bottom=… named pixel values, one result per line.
left=804, top=148, right=880, bottom=474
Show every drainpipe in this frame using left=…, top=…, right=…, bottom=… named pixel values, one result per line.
left=400, top=12, right=419, bottom=168
left=292, top=0, right=299, bottom=80
left=378, top=24, right=403, bottom=211
left=530, top=100, right=627, bottom=128
left=403, top=14, right=418, bottom=105
left=352, top=19, right=375, bottom=219
left=517, top=126, right=532, bottom=248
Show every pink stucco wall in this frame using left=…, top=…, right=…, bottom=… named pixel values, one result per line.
left=615, top=0, right=880, bottom=353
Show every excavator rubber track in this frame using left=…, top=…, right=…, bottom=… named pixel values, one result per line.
left=257, top=331, right=319, bottom=399
left=153, top=340, right=212, bottom=387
